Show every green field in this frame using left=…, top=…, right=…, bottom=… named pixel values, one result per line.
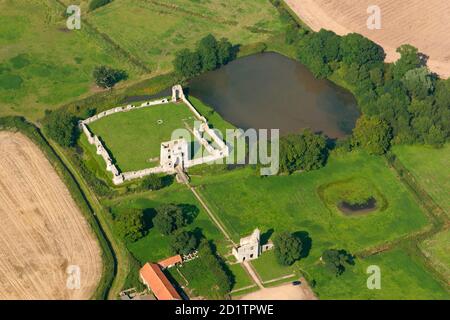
left=309, top=248, right=449, bottom=299
left=419, top=230, right=450, bottom=281
left=79, top=0, right=284, bottom=73
left=195, top=151, right=430, bottom=253
left=1, top=0, right=286, bottom=121
left=0, top=0, right=136, bottom=120
left=251, top=250, right=297, bottom=282
left=393, top=144, right=450, bottom=217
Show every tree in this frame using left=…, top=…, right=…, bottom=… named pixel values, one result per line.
left=43, top=110, right=78, bottom=147
left=93, top=65, right=128, bottom=89
left=89, top=0, right=112, bottom=11
left=340, top=33, right=385, bottom=67
left=297, top=29, right=341, bottom=78
left=197, top=34, right=219, bottom=72
left=141, top=174, right=164, bottom=190
left=170, top=230, right=198, bottom=255
left=153, top=204, right=185, bottom=235
left=352, top=115, right=392, bottom=155
left=114, top=209, right=145, bottom=242
left=425, top=125, right=446, bottom=148
left=217, top=38, right=234, bottom=65
left=279, top=129, right=328, bottom=174
left=197, top=240, right=232, bottom=298
left=273, top=232, right=302, bottom=266
left=173, top=49, right=202, bottom=78
left=392, top=44, right=421, bottom=80
left=322, top=249, right=354, bottom=276
left=402, top=67, right=435, bottom=99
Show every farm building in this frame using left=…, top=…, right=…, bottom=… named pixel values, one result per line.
left=158, top=254, right=182, bottom=269
left=139, top=263, right=182, bottom=300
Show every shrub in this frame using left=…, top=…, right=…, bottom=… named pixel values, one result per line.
left=89, top=0, right=113, bottom=12
left=114, top=209, right=145, bottom=242
left=42, top=110, right=78, bottom=147
left=141, top=174, right=164, bottom=191
left=322, top=249, right=354, bottom=276
left=153, top=204, right=186, bottom=235
left=170, top=230, right=198, bottom=255
left=93, top=65, right=128, bottom=89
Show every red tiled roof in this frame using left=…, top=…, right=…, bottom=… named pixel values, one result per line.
left=158, top=255, right=182, bottom=269
left=140, top=263, right=182, bottom=300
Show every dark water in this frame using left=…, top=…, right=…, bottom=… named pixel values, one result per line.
left=187, top=52, right=360, bottom=138
left=338, top=197, right=377, bottom=216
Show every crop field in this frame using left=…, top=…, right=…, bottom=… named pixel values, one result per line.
left=393, top=144, right=450, bottom=217
left=76, top=0, right=284, bottom=74
left=285, top=0, right=450, bottom=78
left=0, top=132, right=102, bottom=299
left=0, top=0, right=135, bottom=121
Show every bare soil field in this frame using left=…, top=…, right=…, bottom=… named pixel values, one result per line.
left=285, top=0, right=450, bottom=78
left=0, top=132, right=102, bottom=299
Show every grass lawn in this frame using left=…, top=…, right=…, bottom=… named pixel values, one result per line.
left=88, top=102, right=195, bottom=171
left=419, top=230, right=450, bottom=282
left=83, top=0, right=284, bottom=74
left=251, top=250, right=297, bottom=282
left=309, top=248, right=449, bottom=299
left=0, top=0, right=135, bottom=121
left=85, top=96, right=237, bottom=173
left=227, top=263, right=255, bottom=290
left=393, top=144, right=450, bottom=217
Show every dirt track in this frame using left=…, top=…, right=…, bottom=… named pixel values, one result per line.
left=0, top=132, right=102, bottom=299
left=239, top=279, right=317, bottom=300
left=285, top=0, right=450, bottom=78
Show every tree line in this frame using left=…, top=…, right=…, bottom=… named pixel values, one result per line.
left=173, top=34, right=236, bottom=79
left=285, top=21, right=449, bottom=151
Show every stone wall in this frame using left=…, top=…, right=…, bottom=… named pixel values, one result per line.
left=80, top=85, right=229, bottom=185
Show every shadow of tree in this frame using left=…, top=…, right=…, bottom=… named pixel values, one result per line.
left=261, top=228, right=274, bottom=245
left=143, top=208, right=157, bottom=230
left=293, top=230, right=312, bottom=259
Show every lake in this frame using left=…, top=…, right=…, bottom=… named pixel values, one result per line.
left=187, top=52, right=360, bottom=138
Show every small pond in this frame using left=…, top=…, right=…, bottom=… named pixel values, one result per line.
left=338, top=197, right=378, bottom=216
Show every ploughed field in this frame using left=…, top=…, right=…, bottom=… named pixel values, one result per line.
left=0, top=132, right=102, bottom=299
left=286, top=0, right=450, bottom=78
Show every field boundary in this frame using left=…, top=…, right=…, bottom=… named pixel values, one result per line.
left=53, top=0, right=150, bottom=74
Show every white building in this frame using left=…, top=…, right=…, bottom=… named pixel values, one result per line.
left=232, top=228, right=274, bottom=263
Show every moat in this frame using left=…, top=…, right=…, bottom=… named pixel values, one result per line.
left=188, top=52, right=360, bottom=138
left=128, top=52, right=360, bottom=138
